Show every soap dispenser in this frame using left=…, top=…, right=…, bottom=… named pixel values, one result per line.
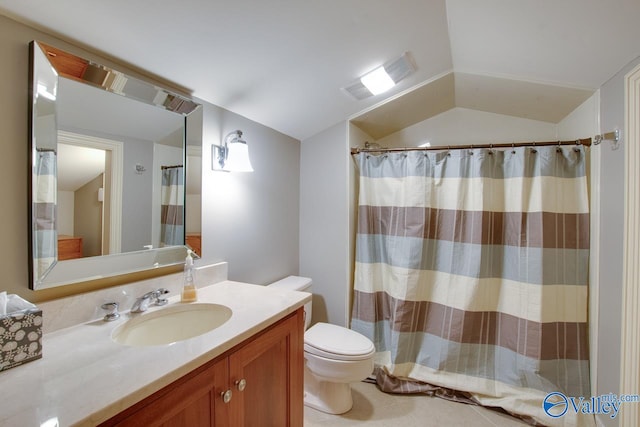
left=181, top=249, right=198, bottom=302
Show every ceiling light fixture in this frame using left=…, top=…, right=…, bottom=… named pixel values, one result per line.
left=212, top=130, right=254, bottom=172
left=343, top=52, right=417, bottom=100
left=360, top=66, right=395, bottom=95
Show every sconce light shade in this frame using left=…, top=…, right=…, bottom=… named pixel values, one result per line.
left=212, top=130, right=254, bottom=172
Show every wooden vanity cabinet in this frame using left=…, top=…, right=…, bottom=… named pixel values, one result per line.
left=100, top=309, right=304, bottom=427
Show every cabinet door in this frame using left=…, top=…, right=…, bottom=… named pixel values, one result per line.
left=228, top=309, right=304, bottom=427
left=104, top=357, right=229, bottom=427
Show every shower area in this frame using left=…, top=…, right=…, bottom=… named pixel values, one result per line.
left=296, top=47, right=640, bottom=427
left=350, top=140, right=593, bottom=426
left=335, top=92, right=608, bottom=427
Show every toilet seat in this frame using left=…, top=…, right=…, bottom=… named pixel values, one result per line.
left=304, top=323, right=375, bottom=361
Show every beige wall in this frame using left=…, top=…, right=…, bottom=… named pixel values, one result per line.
left=0, top=15, right=60, bottom=302
left=376, top=107, right=558, bottom=148
left=74, top=173, right=103, bottom=257
left=0, top=14, right=301, bottom=302
left=557, top=93, right=600, bottom=140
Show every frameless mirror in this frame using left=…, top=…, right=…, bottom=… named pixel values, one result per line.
left=29, top=40, right=202, bottom=290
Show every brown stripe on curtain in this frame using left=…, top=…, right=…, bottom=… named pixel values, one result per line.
left=353, top=289, right=590, bottom=361
left=160, top=204, right=184, bottom=226
left=359, top=206, right=590, bottom=249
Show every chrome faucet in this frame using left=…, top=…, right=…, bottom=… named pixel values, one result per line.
left=131, top=288, right=170, bottom=313
left=101, top=302, right=120, bottom=322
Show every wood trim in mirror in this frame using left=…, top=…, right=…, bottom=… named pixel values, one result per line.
left=36, top=41, right=200, bottom=115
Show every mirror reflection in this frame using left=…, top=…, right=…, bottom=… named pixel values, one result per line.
left=29, top=40, right=202, bottom=290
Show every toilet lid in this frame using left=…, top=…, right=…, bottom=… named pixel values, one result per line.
left=304, top=323, right=375, bottom=361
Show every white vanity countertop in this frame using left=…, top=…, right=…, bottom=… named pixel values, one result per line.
left=0, top=281, right=310, bottom=427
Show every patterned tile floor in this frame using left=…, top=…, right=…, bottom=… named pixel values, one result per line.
left=304, top=381, right=530, bottom=426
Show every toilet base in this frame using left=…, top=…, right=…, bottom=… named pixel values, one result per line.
left=304, top=366, right=354, bottom=414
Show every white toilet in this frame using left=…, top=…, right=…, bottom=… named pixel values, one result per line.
left=269, top=276, right=375, bottom=415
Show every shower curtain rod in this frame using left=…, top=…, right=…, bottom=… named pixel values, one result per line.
left=161, top=164, right=183, bottom=169
left=350, top=138, right=593, bottom=155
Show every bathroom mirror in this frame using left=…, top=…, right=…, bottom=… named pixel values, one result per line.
left=29, top=40, right=202, bottom=290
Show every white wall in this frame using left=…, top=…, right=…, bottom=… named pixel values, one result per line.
left=300, top=121, right=350, bottom=326
left=121, top=139, right=154, bottom=252
left=595, top=56, right=640, bottom=427
left=376, top=107, right=558, bottom=148
left=200, top=102, right=300, bottom=286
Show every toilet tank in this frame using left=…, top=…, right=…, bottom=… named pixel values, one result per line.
left=268, top=276, right=312, bottom=330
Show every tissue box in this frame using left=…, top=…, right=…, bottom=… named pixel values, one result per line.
left=0, top=308, right=43, bottom=372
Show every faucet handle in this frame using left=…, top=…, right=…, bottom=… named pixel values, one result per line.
left=155, top=288, right=170, bottom=306
left=101, top=302, right=120, bottom=322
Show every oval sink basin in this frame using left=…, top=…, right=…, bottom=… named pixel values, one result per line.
left=112, top=303, right=232, bottom=346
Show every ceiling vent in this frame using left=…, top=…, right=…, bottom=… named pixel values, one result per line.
left=342, top=52, right=417, bottom=100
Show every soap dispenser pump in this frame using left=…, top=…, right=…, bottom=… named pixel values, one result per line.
left=181, top=249, right=198, bottom=302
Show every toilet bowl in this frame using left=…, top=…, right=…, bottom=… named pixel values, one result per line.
left=268, top=276, right=375, bottom=414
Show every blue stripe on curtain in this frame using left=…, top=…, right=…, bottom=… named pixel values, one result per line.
left=356, top=235, right=590, bottom=286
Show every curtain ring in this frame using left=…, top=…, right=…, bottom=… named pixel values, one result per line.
left=511, top=143, right=516, bottom=154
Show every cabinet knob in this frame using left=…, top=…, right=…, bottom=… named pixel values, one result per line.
left=235, top=379, right=247, bottom=392
left=221, top=389, right=232, bottom=403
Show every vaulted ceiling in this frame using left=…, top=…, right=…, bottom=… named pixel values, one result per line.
left=1, top=0, right=639, bottom=141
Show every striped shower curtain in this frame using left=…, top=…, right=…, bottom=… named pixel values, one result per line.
left=351, top=146, right=593, bottom=426
left=160, top=166, right=184, bottom=247
left=32, top=149, right=57, bottom=284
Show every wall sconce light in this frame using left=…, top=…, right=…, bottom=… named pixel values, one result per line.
left=212, top=130, right=254, bottom=172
